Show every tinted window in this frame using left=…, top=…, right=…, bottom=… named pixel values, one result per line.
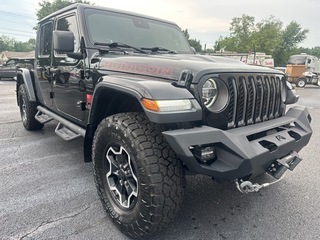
left=288, top=55, right=307, bottom=65
left=84, top=9, right=192, bottom=54
left=6, top=59, right=17, bottom=65
left=56, top=15, right=80, bottom=52
left=39, top=22, right=53, bottom=57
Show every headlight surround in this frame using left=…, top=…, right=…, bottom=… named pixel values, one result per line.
left=201, top=77, right=229, bottom=113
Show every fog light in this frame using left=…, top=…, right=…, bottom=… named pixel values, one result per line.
left=192, top=145, right=216, bottom=164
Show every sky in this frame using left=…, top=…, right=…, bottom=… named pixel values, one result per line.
left=1, top=0, right=320, bottom=50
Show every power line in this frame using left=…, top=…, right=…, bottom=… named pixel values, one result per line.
left=0, top=32, right=35, bottom=38
left=0, top=27, right=35, bottom=34
left=0, top=10, right=36, bottom=20
left=0, top=17, right=35, bottom=27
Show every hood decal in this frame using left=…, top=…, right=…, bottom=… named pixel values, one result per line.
left=97, top=54, right=280, bottom=83
left=100, top=61, right=174, bottom=78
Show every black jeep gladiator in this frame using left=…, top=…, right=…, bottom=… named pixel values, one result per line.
left=16, top=3, right=313, bottom=239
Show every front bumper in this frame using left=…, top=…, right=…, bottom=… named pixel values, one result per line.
left=163, top=106, right=312, bottom=181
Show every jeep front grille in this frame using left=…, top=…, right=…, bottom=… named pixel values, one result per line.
left=226, top=75, right=284, bottom=129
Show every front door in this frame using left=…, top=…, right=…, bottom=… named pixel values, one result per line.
left=37, top=21, right=54, bottom=107
left=52, top=13, right=85, bottom=121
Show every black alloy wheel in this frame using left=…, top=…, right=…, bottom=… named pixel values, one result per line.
left=93, top=112, right=185, bottom=239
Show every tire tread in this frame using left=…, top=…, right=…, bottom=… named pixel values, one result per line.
left=18, top=84, right=43, bottom=130
left=92, top=112, right=185, bottom=239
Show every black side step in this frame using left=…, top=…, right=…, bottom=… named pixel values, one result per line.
left=36, top=106, right=86, bottom=141
left=55, top=122, right=82, bottom=141
left=35, top=111, right=54, bottom=124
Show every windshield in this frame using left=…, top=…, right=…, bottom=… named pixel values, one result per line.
left=84, top=8, right=192, bottom=54
left=288, top=55, right=307, bottom=65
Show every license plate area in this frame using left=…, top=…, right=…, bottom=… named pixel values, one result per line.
left=267, top=151, right=302, bottom=179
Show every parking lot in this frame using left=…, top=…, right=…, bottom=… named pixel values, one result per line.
left=0, top=79, right=319, bottom=240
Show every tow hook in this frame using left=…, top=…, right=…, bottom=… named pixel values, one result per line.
left=235, top=151, right=302, bottom=194
left=235, top=173, right=286, bottom=194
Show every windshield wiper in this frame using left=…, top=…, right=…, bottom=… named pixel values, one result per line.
left=141, top=46, right=177, bottom=54
left=94, top=42, right=148, bottom=54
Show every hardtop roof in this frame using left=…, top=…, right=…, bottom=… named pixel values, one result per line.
left=39, top=3, right=177, bottom=26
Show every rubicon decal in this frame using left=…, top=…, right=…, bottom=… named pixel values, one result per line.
left=100, top=61, right=174, bottom=77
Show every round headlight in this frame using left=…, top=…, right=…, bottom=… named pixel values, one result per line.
left=202, top=78, right=218, bottom=108
left=201, top=78, right=229, bottom=113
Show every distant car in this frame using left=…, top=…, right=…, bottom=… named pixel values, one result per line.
left=0, top=58, right=34, bottom=80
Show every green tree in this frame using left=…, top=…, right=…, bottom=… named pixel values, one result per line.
left=273, top=21, right=309, bottom=65
left=214, top=15, right=255, bottom=52
left=182, top=29, right=190, bottom=40
left=0, top=35, right=15, bottom=52
left=252, top=16, right=282, bottom=54
left=182, top=29, right=202, bottom=52
left=27, top=38, right=36, bottom=50
left=214, top=15, right=309, bottom=65
left=36, top=0, right=91, bottom=21
left=229, top=14, right=255, bottom=52
left=214, top=36, right=237, bottom=52
left=297, top=46, right=320, bottom=59
left=188, top=39, right=202, bottom=52
left=0, top=36, right=35, bottom=52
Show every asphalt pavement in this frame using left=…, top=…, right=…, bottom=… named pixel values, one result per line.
left=0, top=79, right=319, bottom=240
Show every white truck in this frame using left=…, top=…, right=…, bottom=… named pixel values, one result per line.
left=286, top=53, right=320, bottom=87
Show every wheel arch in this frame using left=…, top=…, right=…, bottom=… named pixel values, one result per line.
left=83, top=77, right=202, bottom=162
left=16, top=68, right=37, bottom=106
left=89, top=82, right=144, bottom=129
left=84, top=82, right=144, bottom=162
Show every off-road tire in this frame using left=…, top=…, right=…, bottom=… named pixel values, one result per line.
left=18, top=84, right=43, bottom=130
left=296, top=78, right=306, bottom=88
left=92, top=112, right=185, bottom=239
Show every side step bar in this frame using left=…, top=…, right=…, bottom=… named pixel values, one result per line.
left=35, top=110, right=54, bottom=123
left=36, top=106, right=86, bottom=141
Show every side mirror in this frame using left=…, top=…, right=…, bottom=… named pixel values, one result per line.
left=53, top=30, right=83, bottom=60
left=53, top=30, right=74, bottom=52
left=285, top=81, right=299, bottom=104
left=190, top=47, right=196, bottom=54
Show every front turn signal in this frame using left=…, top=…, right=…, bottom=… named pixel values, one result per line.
left=141, top=98, right=192, bottom=112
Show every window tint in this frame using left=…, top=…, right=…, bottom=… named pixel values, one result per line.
left=56, top=15, right=80, bottom=52
left=288, top=56, right=307, bottom=65
left=6, top=59, right=17, bottom=65
left=84, top=9, right=192, bottom=54
left=39, top=22, right=53, bottom=56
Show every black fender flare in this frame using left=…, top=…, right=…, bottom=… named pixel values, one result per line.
left=16, top=68, right=36, bottom=102
left=88, top=76, right=202, bottom=126
left=83, top=75, right=202, bottom=163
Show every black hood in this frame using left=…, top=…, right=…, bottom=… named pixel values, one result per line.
left=96, top=54, right=280, bottom=83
